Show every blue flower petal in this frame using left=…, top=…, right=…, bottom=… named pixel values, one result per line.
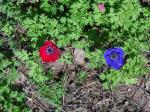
left=114, top=47, right=124, bottom=57
left=105, top=56, right=124, bottom=70
left=104, top=47, right=125, bottom=70
left=104, top=47, right=124, bottom=57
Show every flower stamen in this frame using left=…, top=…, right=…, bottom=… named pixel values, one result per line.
left=110, top=52, right=118, bottom=60
left=46, top=46, right=54, bottom=55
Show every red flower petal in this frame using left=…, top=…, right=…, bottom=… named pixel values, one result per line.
left=39, top=40, right=60, bottom=63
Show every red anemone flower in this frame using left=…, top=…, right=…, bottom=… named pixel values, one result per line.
left=39, top=40, right=60, bottom=63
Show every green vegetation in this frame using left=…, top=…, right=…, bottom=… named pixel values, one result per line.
left=0, top=0, right=150, bottom=111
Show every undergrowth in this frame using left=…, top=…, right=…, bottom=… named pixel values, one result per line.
left=0, top=0, right=150, bottom=111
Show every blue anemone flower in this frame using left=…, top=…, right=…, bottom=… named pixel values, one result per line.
left=104, top=47, right=125, bottom=70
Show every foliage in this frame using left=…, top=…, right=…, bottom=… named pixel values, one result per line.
left=14, top=50, right=48, bottom=83
left=0, top=53, right=29, bottom=112
left=76, top=70, right=88, bottom=83
left=59, top=52, right=73, bottom=64
left=0, top=0, right=150, bottom=111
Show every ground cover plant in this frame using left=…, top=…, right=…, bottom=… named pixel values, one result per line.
left=0, top=0, right=150, bottom=111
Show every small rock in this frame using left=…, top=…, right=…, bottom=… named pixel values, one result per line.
left=74, top=49, right=87, bottom=68
left=125, top=101, right=129, bottom=105
left=128, top=88, right=131, bottom=92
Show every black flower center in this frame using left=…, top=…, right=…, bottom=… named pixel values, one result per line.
left=110, top=52, right=118, bottom=59
left=46, top=46, right=54, bottom=55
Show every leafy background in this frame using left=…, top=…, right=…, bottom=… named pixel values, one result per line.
left=0, top=0, right=150, bottom=111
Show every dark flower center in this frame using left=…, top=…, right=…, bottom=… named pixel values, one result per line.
left=46, top=46, right=54, bottom=54
left=110, top=52, right=118, bottom=59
